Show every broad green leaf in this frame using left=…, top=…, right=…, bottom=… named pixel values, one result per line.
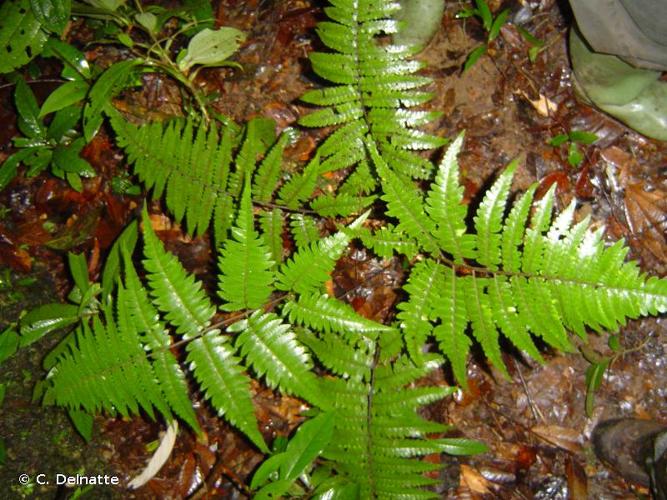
left=280, top=412, right=335, bottom=481
left=44, top=37, right=91, bottom=80
left=475, top=0, right=493, bottom=30
left=83, top=59, right=140, bottom=140
left=52, top=139, right=96, bottom=177
left=30, top=0, right=71, bottom=34
left=251, top=453, right=289, bottom=489
left=569, top=130, right=598, bottom=145
left=0, top=150, right=33, bottom=190
left=135, top=12, right=157, bottom=33
left=81, top=0, right=126, bottom=10
left=254, top=480, right=295, bottom=499
left=15, top=77, right=44, bottom=139
left=0, top=0, right=48, bottom=74
left=178, top=27, right=245, bottom=72
left=20, top=303, right=80, bottom=346
left=548, top=134, right=569, bottom=146
left=585, top=359, right=609, bottom=417
left=39, top=80, right=88, bottom=117
left=47, top=105, right=82, bottom=140
left=0, top=328, right=19, bottom=365
left=67, top=252, right=90, bottom=293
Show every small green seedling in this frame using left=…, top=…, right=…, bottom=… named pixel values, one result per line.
left=548, top=130, right=598, bottom=168
left=517, top=26, right=545, bottom=63
left=457, top=0, right=510, bottom=71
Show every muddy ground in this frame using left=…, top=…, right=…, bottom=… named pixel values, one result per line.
left=0, top=0, right=665, bottom=498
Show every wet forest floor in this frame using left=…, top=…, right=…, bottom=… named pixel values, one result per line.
left=0, top=0, right=666, bottom=498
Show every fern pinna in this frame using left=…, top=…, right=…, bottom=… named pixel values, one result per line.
left=369, top=133, right=667, bottom=386
left=299, top=0, right=446, bottom=194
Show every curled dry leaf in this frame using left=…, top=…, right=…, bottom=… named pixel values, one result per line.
left=531, top=424, right=582, bottom=453
left=624, top=183, right=667, bottom=263
left=460, top=464, right=492, bottom=494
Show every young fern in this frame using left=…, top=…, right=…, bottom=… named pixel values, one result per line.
left=371, top=133, right=667, bottom=386
left=299, top=0, right=446, bottom=191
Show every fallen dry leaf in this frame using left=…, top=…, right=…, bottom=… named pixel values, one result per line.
left=531, top=424, right=582, bottom=453
left=460, top=464, right=492, bottom=494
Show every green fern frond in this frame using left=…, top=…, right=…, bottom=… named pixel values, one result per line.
left=396, top=260, right=442, bottom=363
left=425, top=132, right=476, bottom=263
left=141, top=207, right=215, bottom=338
left=276, top=156, right=320, bottom=209
left=186, top=331, right=268, bottom=452
left=230, top=311, right=323, bottom=406
left=310, top=192, right=376, bottom=217
left=120, top=251, right=200, bottom=432
left=259, top=208, right=285, bottom=264
left=394, top=138, right=667, bottom=385
left=370, top=142, right=438, bottom=253
left=290, top=214, right=320, bottom=249
left=299, top=0, right=445, bottom=179
left=283, top=292, right=392, bottom=340
left=218, top=182, right=274, bottom=311
left=109, top=111, right=235, bottom=237
left=276, top=211, right=368, bottom=294
left=357, top=224, right=419, bottom=259
left=253, top=128, right=296, bottom=202
left=317, top=347, right=483, bottom=498
left=298, top=329, right=373, bottom=381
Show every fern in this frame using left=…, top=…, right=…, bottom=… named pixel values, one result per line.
left=376, top=133, right=667, bottom=386
left=299, top=0, right=446, bottom=184
left=41, top=204, right=378, bottom=454
left=311, top=350, right=486, bottom=498
left=108, top=110, right=291, bottom=241
left=218, top=181, right=275, bottom=311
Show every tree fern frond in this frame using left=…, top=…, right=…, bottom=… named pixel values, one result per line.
left=218, top=182, right=274, bottom=311
left=230, top=311, right=323, bottom=406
